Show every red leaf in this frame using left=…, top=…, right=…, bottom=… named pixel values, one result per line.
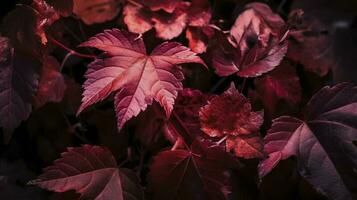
left=34, top=56, right=66, bottom=108
left=32, top=0, right=61, bottom=44
left=73, top=0, right=121, bottom=25
left=212, top=3, right=288, bottom=77
left=199, top=83, right=264, bottom=158
left=253, top=61, right=301, bottom=119
left=123, top=0, right=212, bottom=40
left=259, top=83, right=357, bottom=200
left=29, top=145, right=144, bottom=200
left=77, top=29, right=205, bottom=130
left=148, top=140, right=239, bottom=200
left=0, top=37, right=39, bottom=136
left=199, top=83, right=263, bottom=137
left=226, top=133, right=264, bottom=159
left=186, top=25, right=216, bottom=54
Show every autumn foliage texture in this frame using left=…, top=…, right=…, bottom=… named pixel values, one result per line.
left=0, top=0, right=356, bottom=200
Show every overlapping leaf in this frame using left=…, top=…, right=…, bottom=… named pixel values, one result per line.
left=123, top=0, right=212, bottom=41
left=287, top=14, right=335, bottom=76
left=77, top=29, right=205, bottom=130
left=259, top=83, right=357, bottom=200
left=73, top=0, right=122, bottom=25
left=212, top=3, right=288, bottom=77
left=0, top=37, right=39, bottom=138
left=29, top=145, right=143, bottom=200
left=148, top=140, right=239, bottom=200
left=34, top=56, right=66, bottom=108
left=199, top=83, right=264, bottom=158
left=253, top=61, right=301, bottom=119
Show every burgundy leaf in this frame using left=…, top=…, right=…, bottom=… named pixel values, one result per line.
left=148, top=140, right=239, bottom=200
left=0, top=37, right=39, bottom=136
left=1, top=5, right=43, bottom=58
left=212, top=3, right=288, bottom=77
left=46, top=0, right=74, bottom=17
left=259, top=83, right=357, bottom=200
left=29, top=145, right=144, bottom=200
left=287, top=16, right=335, bottom=76
left=77, top=29, right=205, bottom=130
left=199, top=83, right=264, bottom=158
left=199, top=83, right=263, bottom=137
left=34, top=56, right=66, bottom=108
left=253, top=61, right=301, bottom=119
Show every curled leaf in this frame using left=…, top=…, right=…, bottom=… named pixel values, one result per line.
left=212, top=3, right=288, bottom=77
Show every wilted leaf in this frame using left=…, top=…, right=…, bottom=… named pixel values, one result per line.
left=259, top=83, right=357, bottom=200
left=29, top=145, right=144, bottom=200
left=77, top=29, right=205, bottom=130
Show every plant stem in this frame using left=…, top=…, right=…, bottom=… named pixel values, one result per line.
left=216, top=135, right=228, bottom=145
left=49, top=36, right=97, bottom=59
left=240, top=78, right=247, bottom=93
left=171, top=111, right=193, bottom=148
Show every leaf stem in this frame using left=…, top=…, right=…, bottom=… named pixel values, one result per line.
left=171, top=111, right=193, bottom=148
left=240, top=78, right=247, bottom=93
left=48, top=36, right=97, bottom=59
left=216, top=135, right=228, bottom=145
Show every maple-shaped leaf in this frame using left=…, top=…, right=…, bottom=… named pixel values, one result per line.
left=73, top=0, right=121, bottom=25
left=34, top=56, right=66, bottom=108
left=212, top=3, right=288, bottom=77
left=200, top=83, right=263, bottom=137
left=77, top=29, right=205, bottom=130
left=148, top=140, right=239, bottom=200
left=253, top=61, right=301, bottom=119
left=0, top=37, right=39, bottom=140
left=29, top=145, right=144, bottom=200
left=259, top=83, right=357, bottom=200
left=199, top=83, right=264, bottom=158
